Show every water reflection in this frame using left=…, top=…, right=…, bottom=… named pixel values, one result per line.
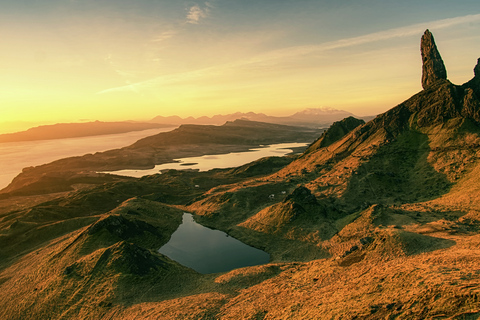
left=106, top=142, right=307, bottom=178
left=159, top=213, right=270, bottom=274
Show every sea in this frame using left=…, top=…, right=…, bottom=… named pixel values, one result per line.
left=0, top=127, right=307, bottom=190
left=0, top=127, right=174, bottom=190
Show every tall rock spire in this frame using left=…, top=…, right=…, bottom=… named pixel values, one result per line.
left=474, top=58, right=480, bottom=78
left=421, top=29, right=447, bottom=89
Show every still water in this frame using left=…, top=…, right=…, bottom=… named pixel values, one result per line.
left=104, top=142, right=308, bottom=178
left=0, top=127, right=174, bottom=190
left=159, top=213, right=270, bottom=274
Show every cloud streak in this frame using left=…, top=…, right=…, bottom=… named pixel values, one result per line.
left=243, top=13, right=480, bottom=65
left=152, top=30, right=177, bottom=43
left=98, top=13, right=480, bottom=95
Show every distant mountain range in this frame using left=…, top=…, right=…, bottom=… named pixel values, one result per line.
left=150, top=107, right=371, bottom=128
left=0, top=108, right=371, bottom=143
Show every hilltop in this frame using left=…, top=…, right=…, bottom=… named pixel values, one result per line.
left=1, top=30, right=480, bottom=319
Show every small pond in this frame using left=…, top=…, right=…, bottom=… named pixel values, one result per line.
left=159, top=213, right=270, bottom=274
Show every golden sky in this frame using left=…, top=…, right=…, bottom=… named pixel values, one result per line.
left=1, top=1, right=480, bottom=133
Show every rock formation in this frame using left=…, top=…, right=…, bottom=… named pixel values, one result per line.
left=475, top=58, right=480, bottom=78
left=304, top=116, right=365, bottom=153
left=421, top=29, right=447, bottom=89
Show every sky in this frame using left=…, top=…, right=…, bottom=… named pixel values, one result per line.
left=1, top=0, right=480, bottom=133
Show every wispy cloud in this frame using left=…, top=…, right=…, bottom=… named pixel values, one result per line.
left=152, top=30, right=177, bottom=43
left=103, top=54, right=139, bottom=93
left=333, top=13, right=480, bottom=49
left=186, top=2, right=212, bottom=24
left=98, top=14, right=480, bottom=95
left=242, top=13, right=480, bottom=65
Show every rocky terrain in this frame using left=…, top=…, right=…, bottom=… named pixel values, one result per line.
left=1, top=30, right=480, bottom=319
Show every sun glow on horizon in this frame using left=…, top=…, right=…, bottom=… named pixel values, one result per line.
left=1, top=1, right=480, bottom=133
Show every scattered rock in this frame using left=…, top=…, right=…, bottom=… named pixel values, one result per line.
left=63, top=264, right=76, bottom=276
left=360, top=236, right=374, bottom=246
left=343, top=245, right=359, bottom=256
left=285, top=186, right=317, bottom=205
left=386, top=303, right=396, bottom=310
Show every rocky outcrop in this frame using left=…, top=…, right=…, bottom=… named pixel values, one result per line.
left=86, top=214, right=161, bottom=239
left=305, top=116, right=365, bottom=153
left=475, top=58, right=480, bottom=78
left=285, top=186, right=318, bottom=205
left=421, top=29, right=447, bottom=89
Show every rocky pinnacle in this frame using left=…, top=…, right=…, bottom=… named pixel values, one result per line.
left=421, top=29, right=447, bottom=89
left=475, top=58, right=480, bottom=78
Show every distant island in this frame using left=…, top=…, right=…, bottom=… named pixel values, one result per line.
left=0, top=121, right=171, bottom=143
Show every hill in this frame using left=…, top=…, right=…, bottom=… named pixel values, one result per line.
left=1, top=30, right=480, bottom=319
